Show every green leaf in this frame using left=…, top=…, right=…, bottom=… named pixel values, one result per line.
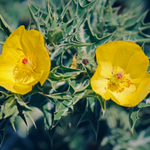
left=82, top=64, right=95, bottom=78
left=49, top=65, right=82, bottom=80
left=70, top=82, right=106, bottom=114
left=47, top=65, right=83, bottom=91
left=1, top=96, right=16, bottom=118
left=77, top=97, right=102, bottom=137
left=48, top=27, right=63, bottom=44
left=44, top=92, right=72, bottom=100
left=0, top=92, right=6, bottom=100
left=0, top=94, right=36, bottom=133
left=25, top=111, right=37, bottom=129
left=129, top=98, right=150, bottom=133
left=52, top=98, right=73, bottom=128
left=9, top=109, right=19, bottom=132
left=28, top=94, right=54, bottom=130
left=19, top=113, right=30, bottom=133
left=0, top=118, right=9, bottom=147
left=0, top=15, right=12, bottom=36
left=28, top=1, right=42, bottom=33
left=42, top=100, right=55, bottom=130
left=59, top=0, right=72, bottom=21
left=16, top=98, right=32, bottom=111
left=4, top=105, right=18, bottom=119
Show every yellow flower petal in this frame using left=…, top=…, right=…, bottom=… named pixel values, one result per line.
left=99, top=62, right=112, bottom=78
left=129, top=73, right=150, bottom=107
left=96, top=41, right=118, bottom=66
left=2, top=26, right=24, bottom=54
left=0, top=66, right=31, bottom=95
left=109, top=84, right=136, bottom=106
left=112, top=41, right=142, bottom=69
left=13, top=84, right=32, bottom=95
left=35, top=47, right=51, bottom=86
left=96, top=41, right=142, bottom=69
left=91, top=40, right=150, bottom=107
left=125, top=51, right=149, bottom=83
left=20, top=27, right=51, bottom=86
left=0, top=26, right=51, bottom=94
left=2, top=26, right=25, bottom=61
left=91, top=68, right=110, bottom=100
left=0, top=63, right=15, bottom=84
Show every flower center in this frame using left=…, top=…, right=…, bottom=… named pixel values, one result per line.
left=22, top=58, right=28, bottom=64
left=116, top=73, right=123, bottom=79
left=107, top=67, right=131, bottom=93
left=13, top=53, right=38, bottom=83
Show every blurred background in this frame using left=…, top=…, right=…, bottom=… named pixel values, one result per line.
left=1, top=0, right=150, bottom=150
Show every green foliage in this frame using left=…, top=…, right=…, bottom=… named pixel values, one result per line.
left=129, top=97, right=150, bottom=133
left=1, top=0, right=150, bottom=149
left=85, top=0, right=150, bottom=44
left=26, top=0, right=108, bottom=132
left=0, top=15, right=12, bottom=37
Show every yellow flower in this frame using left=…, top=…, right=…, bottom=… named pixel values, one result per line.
left=91, top=41, right=150, bottom=107
left=0, top=26, right=51, bottom=95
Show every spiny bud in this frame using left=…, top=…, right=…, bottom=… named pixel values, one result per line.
left=82, top=59, right=89, bottom=65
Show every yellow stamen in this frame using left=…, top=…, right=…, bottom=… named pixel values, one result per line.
left=108, top=67, right=131, bottom=93
left=13, top=53, right=38, bottom=83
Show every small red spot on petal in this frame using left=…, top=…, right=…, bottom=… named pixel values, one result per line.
left=22, top=58, right=28, bottom=64
left=116, top=73, right=123, bottom=79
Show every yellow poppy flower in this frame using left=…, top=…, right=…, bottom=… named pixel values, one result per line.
left=0, top=26, right=51, bottom=95
left=91, top=41, right=150, bottom=107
